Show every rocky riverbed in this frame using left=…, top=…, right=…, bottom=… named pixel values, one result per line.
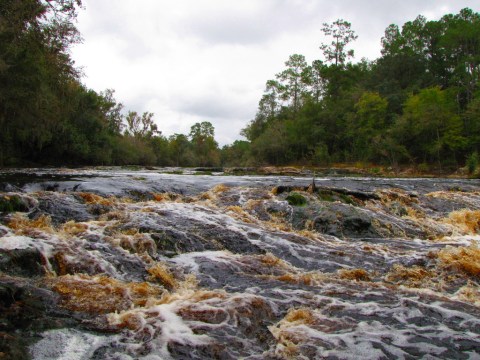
left=0, top=168, right=479, bottom=359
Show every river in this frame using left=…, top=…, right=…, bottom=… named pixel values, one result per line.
left=0, top=168, right=479, bottom=359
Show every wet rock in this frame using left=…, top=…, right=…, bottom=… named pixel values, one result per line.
left=152, top=230, right=221, bottom=257
left=422, top=194, right=480, bottom=216
left=0, top=278, right=76, bottom=359
left=153, top=222, right=264, bottom=256
left=274, top=185, right=379, bottom=202
left=294, top=203, right=380, bottom=239
left=264, top=200, right=290, bottom=215
left=240, top=200, right=274, bottom=222
left=0, top=247, right=46, bottom=277
left=0, top=281, right=58, bottom=330
left=198, top=224, right=264, bottom=255
left=127, top=209, right=264, bottom=255
left=224, top=167, right=257, bottom=175
left=194, top=167, right=224, bottom=173
left=0, top=183, right=21, bottom=192
left=86, top=203, right=111, bottom=216
left=388, top=201, right=409, bottom=216
left=167, top=342, right=230, bottom=360
left=258, top=167, right=302, bottom=175
left=29, top=193, right=93, bottom=225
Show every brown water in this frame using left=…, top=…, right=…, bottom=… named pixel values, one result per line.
left=0, top=168, right=479, bottom=359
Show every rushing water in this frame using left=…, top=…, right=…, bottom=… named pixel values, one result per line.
left=0, top=168, right=479, bottom=359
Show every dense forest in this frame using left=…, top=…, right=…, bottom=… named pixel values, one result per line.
left=0, top=0, right=220, bottom=167
left=1, top=1, right=479, bottom=173
left=233, top=8, right=480, bottom=173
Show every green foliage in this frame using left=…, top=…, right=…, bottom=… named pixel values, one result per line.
left=286, top=192, right=307, bottom=206
left=397, top=87, right=467, bottom=164
left=222, top=141, right=251, bottom=166
left=466, top=152, right=479, bottom=175
left=1, top=4, right=479, bottom=172
left=0, top=196, right=27, bottom=213
left=320, top=19, right=358, bottom=67
left=189, top=122, right=220, bottom=167
left=240, top=9, right=480, bottom=172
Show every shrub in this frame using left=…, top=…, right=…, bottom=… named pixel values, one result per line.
left=286, top=192, right=307, bottom=206
left=466, top=151, right=478, bottom=175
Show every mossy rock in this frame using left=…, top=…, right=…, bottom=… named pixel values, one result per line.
left=0, top=195, right=29, bottom=213
left=286, top=192, right=307, bottom=206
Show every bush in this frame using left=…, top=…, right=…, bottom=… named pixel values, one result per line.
left=466, top=151, right=479, bottom=175
left=286, top=192, right=307, bottom=206
left=0, top=196, right=28, bottom=213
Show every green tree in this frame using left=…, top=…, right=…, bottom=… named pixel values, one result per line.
left=169, top=134, right=193, bottom=166
left=99, top=89, right=124, bottom=134
left=221, top=140, right=251, bottom=166
left=125, top=111, right=158, bottom=138
left=0, top=0, right=82, bottom=165
left=309, top=60, right=327, bottom=103
left=320, top=19, right=358, bottom=67
left=463, top=97, right=480, bottom=153
left=351, top=92, right=388, bottom=160
left=250, top=121, right=289, bottom=165
left=275, top=54, right=310, bottom=113
left=440, top=8, right=480, bottom=106
left=397, top=87, right=467, bottom=166
left=189, top=122, right=220, bottom=166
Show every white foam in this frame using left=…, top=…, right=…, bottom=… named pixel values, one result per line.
left=0, top=235, right=35, bottom=250
left=171, top=250, right=235, bottom=273
left=30, top=328, right=109, bottom=360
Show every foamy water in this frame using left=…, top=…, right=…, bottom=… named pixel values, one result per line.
left=0, top=169, right=479, bottom=359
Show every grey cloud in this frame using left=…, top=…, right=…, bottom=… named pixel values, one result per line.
left=174, top=93, right=255, bottom=121
left=181, top=1, right=328, bottom=45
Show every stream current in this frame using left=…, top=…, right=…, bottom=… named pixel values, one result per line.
left=0, top=168, right=479, bottom=359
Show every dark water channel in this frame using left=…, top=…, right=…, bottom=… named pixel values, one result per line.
left=0, top=168, right=479, bottom=359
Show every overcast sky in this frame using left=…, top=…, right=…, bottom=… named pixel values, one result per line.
left=71, top=0, right=479, bottom=145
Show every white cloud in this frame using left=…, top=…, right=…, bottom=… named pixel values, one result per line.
left=71, top=0, right=480, bottom=145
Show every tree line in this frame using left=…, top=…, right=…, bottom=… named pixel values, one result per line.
left=233, top=8, right=480, bottom=172
left=1, top=2, right=479, bottom=172
left=0, top=0, right=220, bottom=167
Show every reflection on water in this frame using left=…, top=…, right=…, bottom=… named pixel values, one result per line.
left=0, top=169, right=479, bottom=359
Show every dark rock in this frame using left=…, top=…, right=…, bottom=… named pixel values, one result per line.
left=388, top=201, right=408, bottom=216
left=152, top=222, right=264, bottom=256
left=29, top=193, right=93, bottom=225
left=224, top=167, right=257, bottom=175
left=151, top=230, right=221, bottom=257
left=0, top=247, right=46, bottom=277
left=87, top=204, right=111, bottom=216
left=0, top=183, right=21, bottom=192
left=264, top=200, right=290, bottom=215
left=0, top=278, right=77, bottom=359
left=194, top=167, right=223, bottom=172
left=309, top=203, right=380, bottom=238
left=198, top=224, right=264, bottom=255
left=167, top=342, right=231, bottom=360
